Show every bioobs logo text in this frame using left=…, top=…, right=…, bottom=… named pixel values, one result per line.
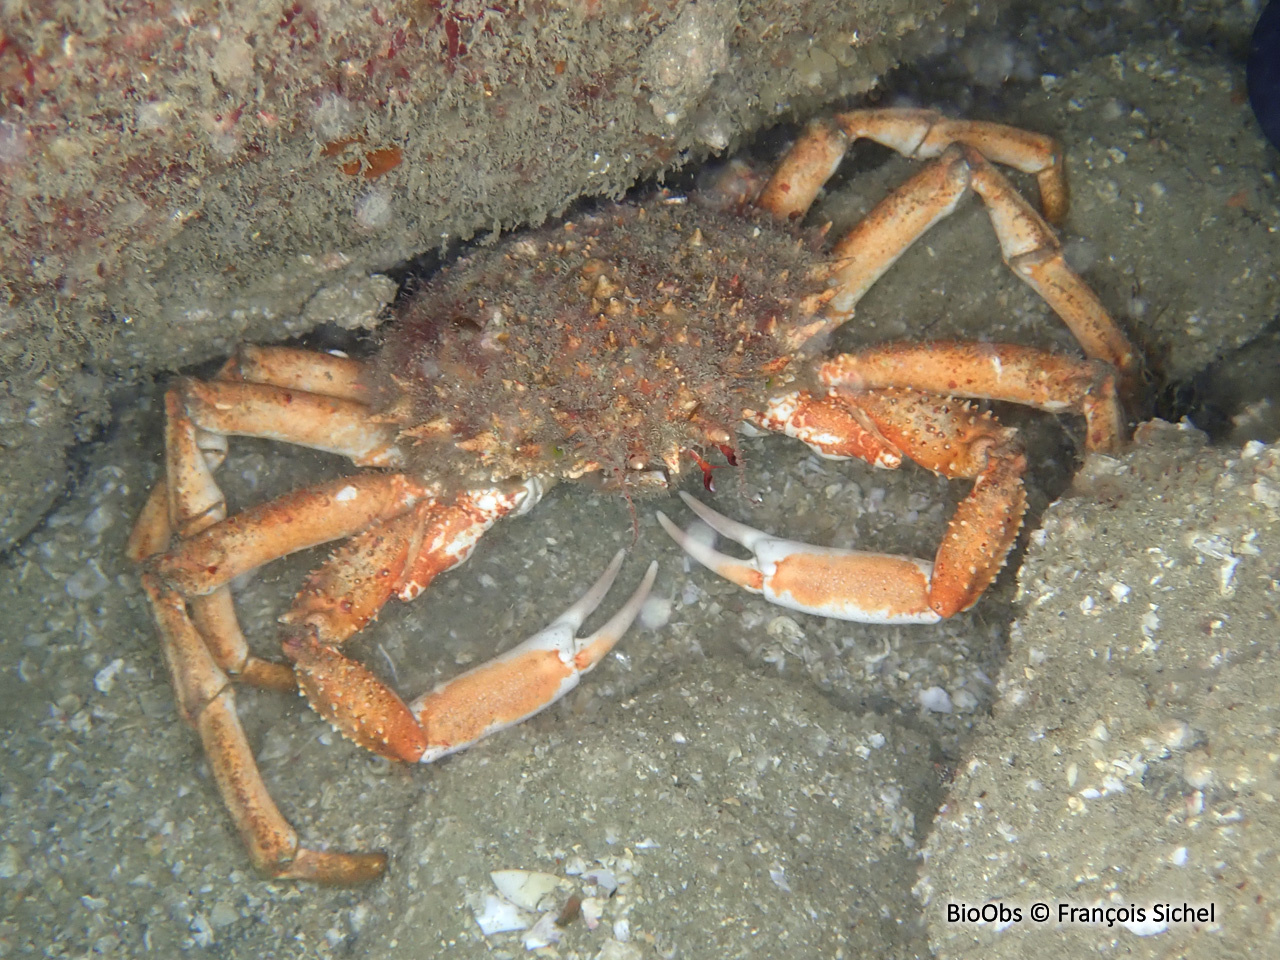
left=947, top=902, right=1025, bottom=925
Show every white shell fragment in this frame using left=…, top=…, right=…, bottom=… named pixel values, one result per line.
left=521, top=911, right=564, bottom=950
left=918, top=686, right=953, bottom=714
left=582, top=867, right=618, bottom=895
left=490, top=869, right=566, bottom=911
left=581, top=897, right=605, bottom=930
left=471, top=893, right=530, bottom=935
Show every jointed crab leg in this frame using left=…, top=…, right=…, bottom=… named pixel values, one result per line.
left=659, top=492, right=941, bottom=624
left=276, top=481, right=658, bottom=766
left=190, top=588, right=297, bottom=690
left=126, top=348, right=387, bottom=558
left=174, top=378, right=404, bottom=468
left=755, top=118, right=851, bottom=222
left=215, top=344, right=371, bottom=403
left=755, top=112, right=1137, bottom=399
left=745, top=392, right=903, bottom=467
left=755, top=108, right=1066, bottom=226
left=141, top=573, right=388, bottom=883
left=128, top=389, right=294, bottom=687
left=834, top=108, right=1068, bottom=224
left=152, top=472, right=430, bottom=598
left=666, top=385, right=1029, bottom=620
left=821, top=145, right=1137, bottom=390
left=284, top=550, right=658, bottom=764
left=820, top=342, right=1125, bottom=453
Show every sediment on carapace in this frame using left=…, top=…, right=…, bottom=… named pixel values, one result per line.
left=371, top=194, right=831, bottom=493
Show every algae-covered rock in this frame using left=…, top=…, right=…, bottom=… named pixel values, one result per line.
left=0, top=0, right=968, bottom=551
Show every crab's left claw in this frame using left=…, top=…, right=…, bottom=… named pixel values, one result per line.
left=658, top=491, right=942, bottom=625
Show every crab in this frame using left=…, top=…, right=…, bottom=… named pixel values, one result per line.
left=128, top=108, right=1138, bottom=884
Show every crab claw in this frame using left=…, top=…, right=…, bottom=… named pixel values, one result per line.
left=658, top=491, right=941, bottom=625
left=408, top=550, right=659, bottom=763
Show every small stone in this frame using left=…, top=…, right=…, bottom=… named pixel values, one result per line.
left=918, top=687, right=952, bottom=714
left=0, top=844, right=21, bottom=879
left=209, top=901, right=239, bottom=928
left=66, top=560, right=110, bottom=600
left=94, top=658, right=125, bottom=694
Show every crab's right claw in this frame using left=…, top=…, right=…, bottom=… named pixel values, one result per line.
left=658, top=491, right=941, bottom=625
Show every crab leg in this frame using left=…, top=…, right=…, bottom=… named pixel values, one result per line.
left=190, top=588, right=297, bottom=690
left=152, top=472, right=430, bottom=597
left=286, top=550, right=659, bottom=764
left=126, top=389, right=292, bottom=687
left=135, top=396, right=432, bottom=880
left=215, top=344, right=371, bottom=403
left=744, top=391, right=903, bottom=467
left=755, top=120, right=1136, bottom=398
left=665, top=388, right=1028, bottom=620
left=659, top=492, right=940, bottom=624
left=755, top=108, right=1066, bottom=225
left=141, top=574, right=388, bottom=883
left=835, top=108, right=1068, bottom=223
left=821, top=145, right=1137, bottom=387
left=173, top=377, right=403, bottom=468
left=127, top=347, right=384, bottom=562
left=755, top=118, right=851, bottom=222
left=819, top=341, right=1125, bottom=453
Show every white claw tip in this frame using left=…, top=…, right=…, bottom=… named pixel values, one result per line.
left=552, top=548, right=628, bottom=632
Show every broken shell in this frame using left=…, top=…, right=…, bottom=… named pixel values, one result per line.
left=490, top=869, right=567, bottom=911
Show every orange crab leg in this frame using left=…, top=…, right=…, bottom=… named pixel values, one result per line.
left=174, top=377, right=403, bottom=468
left=128, top=349, right=384, bottom=560
left=131, top=389, right=298, bottom=688
left=216, top=344, right=371, bottom=403
left=834, top=108, right=1068, bottom=224
left=960, top=152, right=1139, bottom=391
left=821, top=147, right=974, bottom=323
left=151, top=472, right=429, bottom=597
left=126, top=477, right=176, bottom=562
left=820, top=145, right=1137, bottom=389
left=164, top=388, right=229, bottom=538
left=755, top=118, right=850, bottom=221
left=819, top=341, right=1125, bottom=453
left=755, top=120, right=1136, bottom=399
left=141, top=574, right=387, bottom=883
left=287, top=549, right=658, bottom=764
left=664, top=388, right=1028, bottom=620
left=190, top=588, right=297, bottom=690
left=744, top=391, right=903, bottom=467
left=755, top=107, right=1066, bottom=224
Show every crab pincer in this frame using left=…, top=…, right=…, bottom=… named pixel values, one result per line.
left=658, top=491, right=942, bottom=625
left=290, top=550, right=659, bottom=765
left=409, top=549, right=658, bottom=763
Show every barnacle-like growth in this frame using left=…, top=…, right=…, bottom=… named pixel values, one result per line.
left=374, top=199, right=827, bottom=491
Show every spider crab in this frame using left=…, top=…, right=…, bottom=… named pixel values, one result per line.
left=128, top=108, right=1138, bottom=883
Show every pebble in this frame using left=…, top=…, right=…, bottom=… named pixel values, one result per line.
left=94, top=658, right=125, bottom=694
left=918, top=686, right=953, bottom=714
left=65, top=560, right=110, bottom=599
